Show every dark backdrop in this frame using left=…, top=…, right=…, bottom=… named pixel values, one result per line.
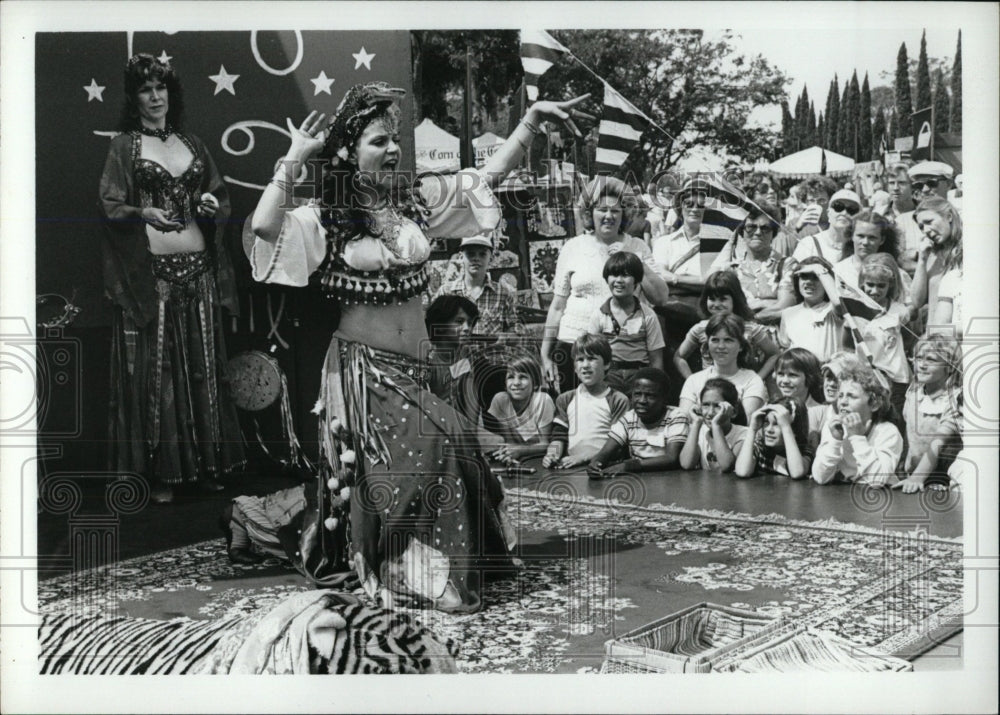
left=35, top=30, right=414, bottom=472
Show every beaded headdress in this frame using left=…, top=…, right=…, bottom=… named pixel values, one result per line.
left=321, top=82, right=406, bottom=161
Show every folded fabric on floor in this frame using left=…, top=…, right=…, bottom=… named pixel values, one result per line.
left=39, top=589, right=457, bottom=675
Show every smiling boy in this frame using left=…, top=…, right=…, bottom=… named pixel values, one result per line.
left=587, top=367, right=689, bottom=478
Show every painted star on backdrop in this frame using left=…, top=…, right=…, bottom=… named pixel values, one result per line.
left=209, top=65, right=239, bottom=96
left=310, top=70, right=335, bottom=96
left=157, top=50, right=173, bottom=65
left=84, top=78, right=106, bottom=102
left=352, top=47, right=375, bottom=70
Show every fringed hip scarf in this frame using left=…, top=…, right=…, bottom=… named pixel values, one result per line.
left=147, top=250, right=219, bottom=456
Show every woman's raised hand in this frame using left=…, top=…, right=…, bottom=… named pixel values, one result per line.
left=285, top=111, right=328, bottom=161
left=526, top=94, right=594, bottom=138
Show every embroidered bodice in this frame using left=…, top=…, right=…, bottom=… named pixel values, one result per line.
left=133, top=132, right=205, bottom=227
left=318, top=206, right=433, bottom=305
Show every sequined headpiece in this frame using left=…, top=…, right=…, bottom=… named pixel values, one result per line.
left=321, top=82, right=406, bottom=161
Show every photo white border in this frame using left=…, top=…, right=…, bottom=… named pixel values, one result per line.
left=2, top=2, right=997, bottom=713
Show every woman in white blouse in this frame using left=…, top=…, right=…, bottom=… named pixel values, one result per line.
left=540, top=176, right=669, bottom=389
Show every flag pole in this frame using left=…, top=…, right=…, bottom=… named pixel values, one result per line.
left=461, top=44, right=474, bottom=169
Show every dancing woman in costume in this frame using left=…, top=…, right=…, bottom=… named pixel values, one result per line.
left=99, top=54, right=244, bottom=503
left=245, top=82, right=588, bottom=612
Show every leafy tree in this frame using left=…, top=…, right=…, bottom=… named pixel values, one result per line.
left=859, top=73, right=873, bottom=162
left=915, top=30, right=933, bottom=112
left=950, top=30, right=962, bottom=132
left=410, top=31, right=523, bottom=129
left=538, top=29, right=788, bottom=178
left=825, top=76, right=840, bottom=150
left=894, top=43, right=913, bottom=139
left=933, top=68, right=950, bottom=133
left=871, top=108, right=887, bottom=160
left=868, top=85, right=895, bottom=117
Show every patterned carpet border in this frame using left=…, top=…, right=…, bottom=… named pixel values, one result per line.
left=507, top=485, right=964, bottom=545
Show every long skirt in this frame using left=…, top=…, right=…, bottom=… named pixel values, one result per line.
left=318, top=338, right=516, bottom=613
left=108, top=250, right=244, bottom=485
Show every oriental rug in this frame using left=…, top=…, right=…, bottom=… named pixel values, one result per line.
left=38, top=486, right=963, bottom=674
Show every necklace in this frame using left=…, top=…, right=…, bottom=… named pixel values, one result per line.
left=139, top=124, right=173, bottom=142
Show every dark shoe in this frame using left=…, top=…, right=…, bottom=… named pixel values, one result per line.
left=198, top=478, right=225, bottom=493
left=150, top=484, right=174, bottom=504
left=228, top=547, right=262, bottom=565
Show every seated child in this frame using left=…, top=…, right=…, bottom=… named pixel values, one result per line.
left=772, top=347, right=825, bottom=447
left=812, top=364, right=904, bottom=487
left=672, top=270, right=780, bottom=379
left=813, top=351, right=868, bottom=440
left=679, top=377, right=749, bottom=472
left=679, top=313, right=769, bottom=419
left=482, top=352, right=556, bottom=464
left=425, top=294, right=481, bottom=427
left=735, top=398, right=813, bottom=479
left=543, top=333, right=629, bottom=469
left=587, top=251, right=665, bottom=393
left=587, top=367, right=689, bottom=478
left=778, top=256, right=845, bottom=362
left=894, top=336, right=964, bottom=493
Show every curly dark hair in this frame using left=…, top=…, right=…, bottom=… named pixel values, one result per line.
left=117, top=54, right=185, bottom=132
left=851, top=209, right=901, bottom=260
left=317, top=88, right=428, bottom=256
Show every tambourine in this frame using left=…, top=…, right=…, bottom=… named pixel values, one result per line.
left=36, top=293, right=81, bottom=329
left=226, top=350, right=284, bottom=412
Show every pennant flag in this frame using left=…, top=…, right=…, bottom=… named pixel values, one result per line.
left=594, top=82, right=651, bottom=173
left=519, top=30, right=570, bottom=102
left=911, top=106, right=933, bottom=161
left=816, top=269, right=892, bottom=389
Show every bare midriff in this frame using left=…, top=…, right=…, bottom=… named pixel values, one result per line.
left=335, top=296, right=428, bottom=358
left=147, top=223, right=207, bottom=254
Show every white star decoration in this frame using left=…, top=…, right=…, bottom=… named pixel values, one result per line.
left=209, top=65, right=239, bottom=96
left=352, top=47, right=375, bottom=70
left=157, top=50, right=173, bottom=65
left=84, top=78, right=105, bottom=102
left=310, top=70, right=335, bottom=96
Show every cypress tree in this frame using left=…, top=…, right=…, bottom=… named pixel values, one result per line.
left=933, top=68, right=950, bottom=134
left=915, top=30, right=932, bottom=112
left=888, top=108, right=898, bottom=149
left=871, top=109, right=887, bottom=160
left=859, top=73, right=873, bottom=162
left=781, top=100, right=795, bottom=155
left=817, top=112, right=825, bottom=149
left=950, top=30, right=962, bottom=131
left=894, top=43, right=913, bottom=139
left=848, top=72, right=861, bottom=160
left=836, top=81, right=850, bottom=156
left=807, top=101, right=817, bottom=147
left=826, top=76, right=841, bottom=149
left=797, top=86, right=811, bottom=150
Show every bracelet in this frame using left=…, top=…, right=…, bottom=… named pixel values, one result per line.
left=520, top=117, right=542, bottom=135
left=269, top=177, right=294, bottom=193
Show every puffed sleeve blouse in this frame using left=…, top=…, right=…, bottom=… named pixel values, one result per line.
left=248, top=168, right=500, bottom=287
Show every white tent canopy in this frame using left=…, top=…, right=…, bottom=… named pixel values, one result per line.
left=414, top=118, right=460, bottom=173
left=473, top=131, right=505, bottom=168
left=767, top=146, right=855, bottom=179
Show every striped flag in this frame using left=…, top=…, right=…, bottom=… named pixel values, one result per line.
left=594, top=82, right=651, bottom=174
left=519, top=30, right=569, bottom=102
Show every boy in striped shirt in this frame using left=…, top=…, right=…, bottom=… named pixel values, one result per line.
left=544, top=334, right=630, bottom=469
left=587, top=367, right=689, bottom=478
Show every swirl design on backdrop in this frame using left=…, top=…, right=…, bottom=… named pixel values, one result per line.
left=106, top=475, right=150, bottom=515
left=38, top=475, right=83, bottom=516
left=250, top=30, right=304, bottom=76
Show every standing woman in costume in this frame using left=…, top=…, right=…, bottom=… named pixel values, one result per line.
left=99, top=54, right=244, bottom=503
left=247, top=82, right=588, bottom=612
